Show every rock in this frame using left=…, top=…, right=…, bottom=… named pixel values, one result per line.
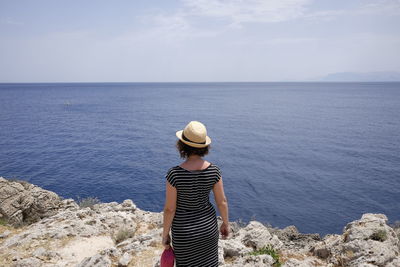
left=282, top=257, right=323, bottom=267
left=277, top=225, right=300, bottom=241
left=310, top=242, right=331, bottom=259
left=32, top=247, right=46, bottom=258
left=77, top=208, right=95, bottom=219
left=0, top=229, right=11, bottom=239
left=275, top=225, right=321, bottom=252
left=76, top=253, right=112, bottom=267
left=310, top=234, right=342, bottom=260
left=321, top=213, right=400, bottom=267
left=341, top=213, right=399, bottom=266
left=239, top=221, right=283, bottom=250
left=118, top=252, right=132, bottom=266
left=218, top=240, right=225, bottom=265
left=1, top=179, right=399, bottom=267
left=0, top=177, right=62, bottom=226
left=100, top=246, right=121, bottom=258
left=117, top=240, right=141, bottom=253
left=241, top=254, right=274, bottom=267
left=32, top=246, right=60, bottom=261
left=12, top=257, right=42, bottom=267
left=221, top=239, right=252, bottom=257
left=386, top=256, right=400, bottom=267
left=60, top=198, right=80, bottom=211
left=121, top=199, right=136, bottom=211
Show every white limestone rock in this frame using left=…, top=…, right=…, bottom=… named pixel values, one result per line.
left=0, top=229, right=11, bottom=238
left=238, top=221, right=283, bottom=250
left=0, top=177, right=62, bottom=226
left=341, top=213, right=399, bottom=266
left=76, top=253, right=112, bottom=267
left=221, top=238, right=252, bottom=257
left=11, top=257, right=42, bottom=267
left=386, top=256, right=400, bottom=267
left=118, top=252, right=132, bottom=266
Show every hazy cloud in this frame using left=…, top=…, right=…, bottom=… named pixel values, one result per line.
left=358, top=0, right=400, bottom=16
left=0, top=1, right=399, bottom=82
left=182, top=0, right=312, bottom=25
left=1, top=17, right=23, bottom=25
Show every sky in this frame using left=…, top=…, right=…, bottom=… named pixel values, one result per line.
left=0, top=0, right=400, bottom=82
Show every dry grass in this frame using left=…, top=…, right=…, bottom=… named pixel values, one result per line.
left=279, top=251, right=306, bottom=263
left=280, top=251, right=329, bottom=266
left=76, top=196, right=101, bottom=209
left=0, top=252, right=14, bottom=267
left=0, top=224, right=27, bottom=246
left=112, top=227, right=136, bottom=244
left=135, top=222, right=151, bottom=235
left=147, top=223, right=157, bottom=230
left=128, top=246, right=163, bottom=267
left=58, top=235, right=77, bottom=248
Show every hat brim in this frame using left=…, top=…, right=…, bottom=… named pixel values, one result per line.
left=176, top=130, right=211, bottom=148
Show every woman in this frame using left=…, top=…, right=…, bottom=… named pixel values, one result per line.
left=162, top=121, right=230, bottom=266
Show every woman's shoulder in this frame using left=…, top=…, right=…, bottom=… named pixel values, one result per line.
left=166, top=162, right=220, bottom=173
left=166, top=165, right=181, bottom=173
left=211, top=163, right=222, bottom=173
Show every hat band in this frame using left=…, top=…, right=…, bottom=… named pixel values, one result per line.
left=182, top=132, right=206, bottom=145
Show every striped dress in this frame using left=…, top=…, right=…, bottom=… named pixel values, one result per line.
left=165, top=163, right=222, bottom=267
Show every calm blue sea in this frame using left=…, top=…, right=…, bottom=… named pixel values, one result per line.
left=0, top=82, right=399, bottom=236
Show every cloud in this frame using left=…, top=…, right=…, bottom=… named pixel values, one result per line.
left=182, top=0, right=312, bottom=25
left=230, top=36, right=318, bottom=46
left=302, top=9, right=348, bottom=21
left=135, top=0, right=315, bottom=39
left=137, top=13, right=193, bottom=43
left=1, top=17, right=24, bottom=25
left=358, top=0, right=400, bottom=16
left=178, top=0, right=400, bottom=27
left=303, top=0, right=400, bottom=20
left=131, top=11, right=222, bottom=44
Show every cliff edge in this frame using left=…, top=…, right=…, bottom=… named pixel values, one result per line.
left=0, top=177, right=399, bottom=267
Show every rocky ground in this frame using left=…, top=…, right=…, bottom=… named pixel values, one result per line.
left=0, top=177, right=399, bottom=267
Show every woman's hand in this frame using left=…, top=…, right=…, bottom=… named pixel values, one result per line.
left=162, top=234, right=171, bottom=249
left=220, top=222, right=230, bottom=239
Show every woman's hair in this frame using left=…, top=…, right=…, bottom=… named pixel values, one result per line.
left=176, top=140, right=210, bottom=159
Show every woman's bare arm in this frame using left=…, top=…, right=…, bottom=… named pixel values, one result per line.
left=163, top=181, right=177, bottom=238
left=213, top=177, right=229, bottom=224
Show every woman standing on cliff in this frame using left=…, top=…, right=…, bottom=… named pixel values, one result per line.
left=162, top=121, right=230, bottom=266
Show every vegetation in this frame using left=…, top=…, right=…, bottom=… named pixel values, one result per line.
left=112, top=226, right=135, bottom=244
left=249, top=244, right=282, bottom=267
left=368, top=229, right=388, bottom=242
left=0, top=217, right=8, bottom=226
left=76, top=196, right=101, bottom=209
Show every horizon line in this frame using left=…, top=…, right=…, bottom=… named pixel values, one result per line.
left=1, top=80, right=400, bottom=84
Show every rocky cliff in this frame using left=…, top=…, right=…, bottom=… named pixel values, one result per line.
left=0, top=177, right=399, bottom=267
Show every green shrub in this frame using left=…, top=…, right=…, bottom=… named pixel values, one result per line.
left=112, top=227, right=135, bottom=244
left=0, top=217, right=8, bottom=226
left=76, top=196, right=101, bottom=209
left=249, top=244, right=281, bottom=267
left=369, top=230, right=387, bottom=242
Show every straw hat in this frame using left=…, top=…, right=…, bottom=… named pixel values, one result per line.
left=176, top=121, right=212, bottom=148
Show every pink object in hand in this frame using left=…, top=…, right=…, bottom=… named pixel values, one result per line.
left=161, top=247, right=175, bottom=267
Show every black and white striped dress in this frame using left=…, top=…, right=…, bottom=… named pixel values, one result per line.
left=165, top=163, right=221, bottom=267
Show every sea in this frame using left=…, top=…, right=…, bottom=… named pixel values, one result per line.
left=0, top=82, right=399, bottom=236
